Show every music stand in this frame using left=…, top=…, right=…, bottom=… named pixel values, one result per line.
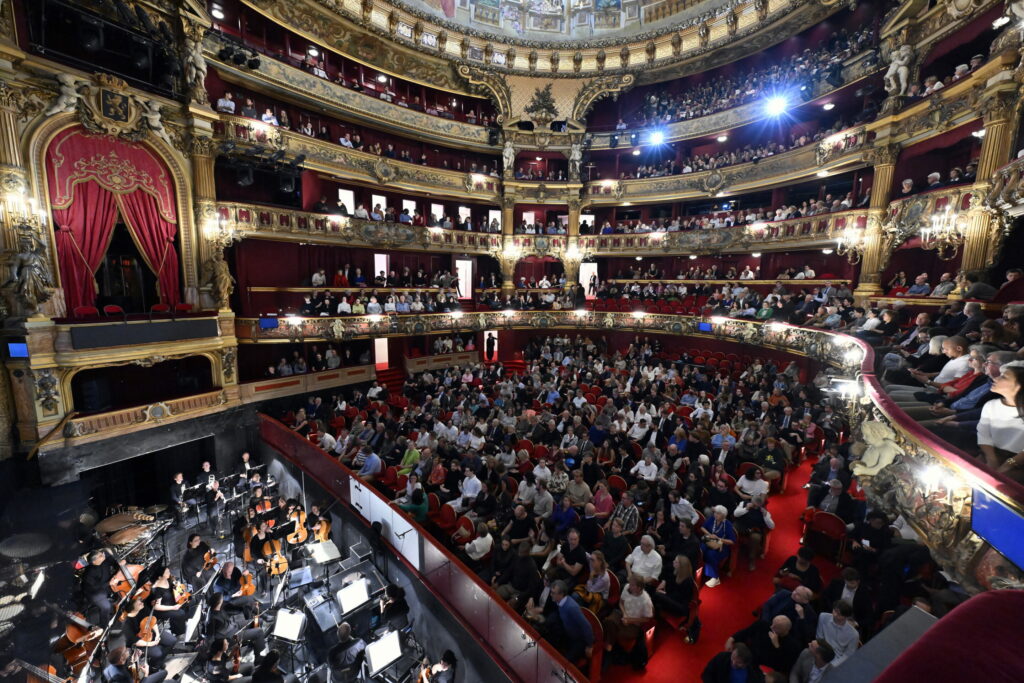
left=288, top=565, right=315, bottom=591
left=271, top=607, right=308, bottom=674
left=350, top=540, right=373, bottom=562
left=364, top=630, right=402, bottom=679
left=336, top=577, right=370, bottom=616
left=307, top=540, right=342, bottom=580
left=163, top=652, right=198, bottom=679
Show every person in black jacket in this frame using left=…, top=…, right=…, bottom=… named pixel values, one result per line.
left=808, top=479, right=857, bottom=524
left=701, top=644, right=765, bottom=683
left=822, top=567, right=873, bottom=630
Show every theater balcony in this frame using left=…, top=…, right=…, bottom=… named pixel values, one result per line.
left=987, top=155, right=1024, bottom=216
left=8, top=310, right=240, bottom=477
left=213, top=114, right=502, bottom=204
left=202, top=32, right=495, bottom=152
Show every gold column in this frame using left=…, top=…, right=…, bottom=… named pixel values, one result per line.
left=191, top=136, right=219, bottom=267
left=501, top=195, right=514, bottom=237
left=0, top=81, right=29, bottom=253
left=853, top=144, right=900, bottom=302
left=960, top=91, right=1018, bottom=274
left=567, top=198, right=581, bottom=238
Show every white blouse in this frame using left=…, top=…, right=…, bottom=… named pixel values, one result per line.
left=977, top=399, right=1024, bottom=452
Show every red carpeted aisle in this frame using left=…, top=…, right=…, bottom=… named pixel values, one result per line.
left=603, top=459, right=828, bottom=683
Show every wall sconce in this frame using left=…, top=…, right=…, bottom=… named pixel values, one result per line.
left=1, top=192, right=49, bottom=229
left=204, top=215, right=240, bottom=248
left=921, top=207, right=966, bottom=260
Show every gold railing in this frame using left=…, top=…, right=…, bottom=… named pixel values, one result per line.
left=214, top=202, right=502, bottom=254
left=213, top=115, right=501, bottom=203
left=585, top=133, right=869, bottom=203
left=62, top=390, right=229, bottom=441
left=985, top=155, right=1024, bottom=214
left=233, top=309, right=1023, bottom=588
left=204, top=34, right=494, bottom=152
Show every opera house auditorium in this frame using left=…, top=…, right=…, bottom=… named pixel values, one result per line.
left=1, top=0, right=1024, bottom=680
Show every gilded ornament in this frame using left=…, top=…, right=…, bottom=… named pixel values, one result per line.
left=1, top=228, right=53, bottom=318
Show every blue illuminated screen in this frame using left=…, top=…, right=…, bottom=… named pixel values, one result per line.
left=972, top=488, right=1024, bottom=570
left=7, top=343, right=28, bottom=358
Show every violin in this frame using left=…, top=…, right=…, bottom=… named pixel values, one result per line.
left=416, top=658, right=432, bottom=683
left=202, top=550, right=218, bottom=571
left=286, top=509, right=308, bottom=544
left=172, top=581, right=192, bottom=606
left=262, top=539, right=289, bottom=576
left=230, top=637, right=242, bottom=675
left=137, top=615, right=160, bottom=644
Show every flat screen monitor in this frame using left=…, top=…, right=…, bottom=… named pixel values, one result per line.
left=365, top=630, right=402, bottom=676
left=258, top=317, right=280, bottom=330
left=336, top=577, right=370, bottom=613
left=697, top=322, right=712, bottom=333
left=7, top=343, right=28, bottom=358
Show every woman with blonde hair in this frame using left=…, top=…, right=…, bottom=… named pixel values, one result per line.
left=574, top=550, right=611, bottom=613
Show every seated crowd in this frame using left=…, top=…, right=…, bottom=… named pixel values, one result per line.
left=214, top=90, right=499, bottom=176
left=272, top=328, right=986, bottom=678
left=621, top=28, right=875, bottom=129
left=902, top=53, right=987, bottom=102
left=617, top=119, right=859, bottom=181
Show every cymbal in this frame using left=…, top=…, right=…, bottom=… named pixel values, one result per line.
left=144, top=504, right=169, bottom=515
left=107, top=525, right=147, bottom=545
left=95, top=511, right=154, bottom=533
left=0, top=533, right=52, bottom=559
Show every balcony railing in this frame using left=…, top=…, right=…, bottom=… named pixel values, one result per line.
left=584, top=132, right=869, bottom=203
left=214, top=202, right=502, bottom=253
left=985, top=155, right=1024, bottom=215
left=213, top=115, right=501, bottom=203
left=204, top=34, right=494, bottom=152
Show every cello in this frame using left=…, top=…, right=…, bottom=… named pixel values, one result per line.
left=46, top=603, right=101, bottom=675
left=312, top=516, right=331, bottom=543
left=262, top=539, right=289, bottom=576
left=286, top=508, right=308, bottom=544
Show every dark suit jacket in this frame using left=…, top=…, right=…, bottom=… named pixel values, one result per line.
left=701, top=651, right=766, bottom=683
left=809, top=489, right=857, bottom=523
left=822, top=578, right=873, bottom=626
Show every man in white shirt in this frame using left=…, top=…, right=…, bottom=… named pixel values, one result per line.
left=602, top=575, right=654, bottom=663
left=447, top=468, right=481, bottom=513
left=532, top=460, right=552, bottom=484
left=215, top=92, right=235, bottom=113
left=353, top=204, right=369, bottom=219
left=624, top=535, right=663, bottom=587
left=630, top=455, right=659, bottom=484
left=815, top=601, right=859, bottom=666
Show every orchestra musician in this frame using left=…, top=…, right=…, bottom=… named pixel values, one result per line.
left=170, top=472, right=198, bottom=526
left=212, top=561, right=258, bottom=615
left=418, top=651, right=457, bottom=683
left=251, top=650, right=297, bottom=683
left=206, top=593, right=267, bottom=657
left=327, top=622, right=365, bottom=674
left=204, top=637, right=253, bottom=683
left=121, top=597, right=177, bottom=664
left=149, top=567, right=191, bottom=636
left=81, top=549, right=117, bottom=623
left=307, top=505, right=331, bottom=543
left=181, top=534, right=216, bottom=588
left=196, top=461, right=219, bottom=490
left=233, top=507, right=259, bottom=564
left=248, top=522, right=279, bottom=591
left=206, top=480, right=228, bottom=533
left=101, top=646, right=167, bottom=683
left=248, top=472, right=264, bottom=492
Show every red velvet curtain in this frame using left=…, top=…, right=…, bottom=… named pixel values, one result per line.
left=46, top=126, right=180, bottom=310
left=50, top=181, right=119, bottom=313
left=116, top=191, right=180, bottom=305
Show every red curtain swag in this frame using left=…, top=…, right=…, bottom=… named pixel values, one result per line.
left=45, top=127, right=180, bottom=311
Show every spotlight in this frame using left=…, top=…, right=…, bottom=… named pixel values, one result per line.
left=377, top=74, right=388, bottom=83
left=816, top=170, right=829, bottom=178
left=308, top=46, right=319, bottom=57
left=267, top=149, right=285, bottom=163
left=649, top=130, right=665, bottom=145
left=218, top=46, right=235, bottom=61
left=632, top=149, right=640, bottom=156
left=610, top=134, right=619, bottom=148
left=535, top=156, right=542, bottom=161
left=689, top=254, right=697, bottom=260
left=211, top=5, right=226, bottom=20
left=635, top=256, right=643, bottom=261
left=822, top=102, right=835, bottom=111
left=289, top=154, right=307, bottom=167
left=232, top=51, right=247, bottom=66
left=629, top=132, right=638, bottom=145
left=751, top=252, right=761, bottom=257
left=716, top=135, right=728, bottom=142
left=765, top=96, right=788, bottom=116
left=821, top=248, right=834, bottom=255
left=247, top=54, right=261, bottom=69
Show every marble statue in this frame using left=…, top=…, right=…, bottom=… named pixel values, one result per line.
left=45, top=74, right=84, bottom=116
left=2, top=230, right=53, bottom=317
left=883, top=45, right=914, bottom=96
left=851, top=420, right=902, bottom=477
left=141, top=99, right=174, bottom=147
